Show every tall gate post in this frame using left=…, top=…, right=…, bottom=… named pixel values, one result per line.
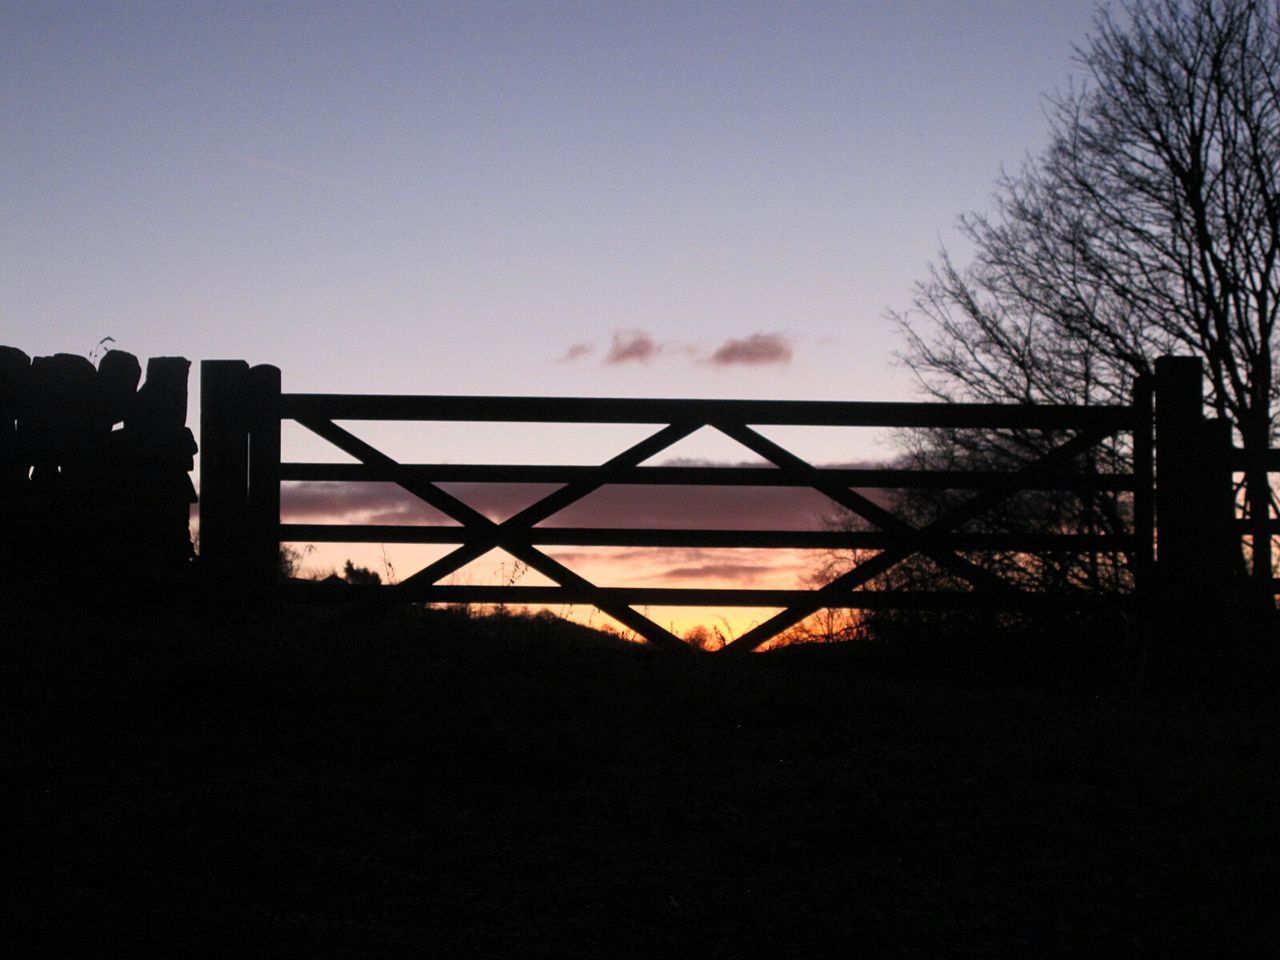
left=1131, top=373, right=1155, bottom=595
left=1154, top=356, right=1238, bottom=614
left=200, top=360, right=251, bottom=588
left=247, top=364, right=282, bottom=594
left=1154, top=357, right=1203, bottom=599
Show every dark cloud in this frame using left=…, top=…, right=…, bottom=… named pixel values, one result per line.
left=660, top=562, right=776, bottom=581
left=276, top=482, right=894, bottom=594
left=558, top=342, right=595, bottom=363
left=709, top=333, right=792, bottom=366
left=280, top=466, right=892, bottom=532
left=281, top=481, right=564, bottom=524
left=552, top=485, right=834, bottom=530
left=605, top=330, right=659, bottom=364
left=281, top=482, right=447, bottom=522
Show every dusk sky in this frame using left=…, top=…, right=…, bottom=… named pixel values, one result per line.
left=3, top=0, right=1106, bottom=632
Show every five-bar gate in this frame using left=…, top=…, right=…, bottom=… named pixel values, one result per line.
left=199, top=356, right=1250, bottom=651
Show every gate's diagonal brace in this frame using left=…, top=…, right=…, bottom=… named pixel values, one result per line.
left=498, top=542, right=687, bottom=648
left=293, top=415, right=695, bottom=648
left=294, top=416, right=496, bottom=591
left=390, top=420, right=701, bottom=588
left=295, top=416, right=493, bottom=528
left=909, top=428, right=1114, bottom=534
left=500, top=421, right=703, bottom=530
left=714, top=422, right=1018, bottom=596
left=723, top=427, right=1115, bottom=653
left=483, top=420, right=704, bottom=649
left=724, top=550, right=913, bottom=653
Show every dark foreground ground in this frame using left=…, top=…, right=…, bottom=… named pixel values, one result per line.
left=6, top=601, right=1279, bottom=958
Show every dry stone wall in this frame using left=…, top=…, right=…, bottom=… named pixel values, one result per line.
left=0, top=346, right=197, bottom=591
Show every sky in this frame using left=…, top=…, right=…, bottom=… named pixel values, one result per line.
left=2, top=0, right=1107, bottom=637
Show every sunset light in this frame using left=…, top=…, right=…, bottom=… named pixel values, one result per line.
left=8, top=2, right=1279, bottom=955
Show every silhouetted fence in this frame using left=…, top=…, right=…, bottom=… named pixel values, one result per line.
left=1228, top=441, right=1280, bottom=595
left=198, top=356, right=1258, bottom=651
left=3, top=348, right=1254, bottom=643
left=0, top=346, right=197, bottom=592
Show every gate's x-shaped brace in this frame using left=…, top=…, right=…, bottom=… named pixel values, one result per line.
left=294, top=415, right=1109, bottom=651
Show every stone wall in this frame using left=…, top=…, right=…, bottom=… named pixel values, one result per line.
left=0, top=346, right=196, bottom=593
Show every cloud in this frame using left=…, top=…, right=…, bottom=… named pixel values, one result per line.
left=558, top=331, right=794, bottom=368
left=280, top=482, right=453, bottom=523
left=605, top=330, right=660, bottom=364
left=558, top=343, right=595, bottom=363
left=280, top=462, right=893, bottom=532
left=550, top=485, right=837, bottom=530
left=660, top=561, right=777, bottom=582
left=280, top=480, right=835, bottom=529
left=542, top=546, right=810, bottom=588
left=277, top=476, right=896, bottom=598
left=709, top=333, right=792, bottom=366
left=655, top=457, right=773, bottom=469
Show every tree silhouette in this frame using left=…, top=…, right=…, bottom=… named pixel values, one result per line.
left=892, top=0, right=1279, bottom=576
left=342, top=559, right=381, bottom=586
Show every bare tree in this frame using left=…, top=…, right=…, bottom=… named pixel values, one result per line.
left=892, top=0, right=1280, bottom=578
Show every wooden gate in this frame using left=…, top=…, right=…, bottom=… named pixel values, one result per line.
left=196, top=357, right=1261, bottom=651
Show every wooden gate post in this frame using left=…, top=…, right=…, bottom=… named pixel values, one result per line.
left=247, top=364, right=282, bottom=594
left=1131, top=373, right=1155, bottom=595
left=1154, top=357, right=1203, bottom=599
left=1154, top=357, right=1239, bottom=613
left=200, top=360, right=251, bottom=587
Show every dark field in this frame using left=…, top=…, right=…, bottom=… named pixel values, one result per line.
left=7, top=602, right=1279, bottom=958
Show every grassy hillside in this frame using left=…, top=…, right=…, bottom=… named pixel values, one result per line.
left=7, top=601, right=1279, bottom=957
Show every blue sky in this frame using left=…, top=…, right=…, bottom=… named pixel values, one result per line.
left=4, top=1, right=1100, bottom=408
left=3, top=0, right=1108, bottom=623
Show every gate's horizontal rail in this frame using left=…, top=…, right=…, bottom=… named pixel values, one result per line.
left=1227, top=449, right=1280, bottom=470
left=279, top=522, right=1136, bottom=553
left=280, top=462, right=1136, bottom=491
left=1223, top=447, right=1280, bottom=593
left=1233, top=519, right=1280, bottom=532
left=282, top=580, right=1132, bottom=610
left=280, top=393, right=1136, bottom=430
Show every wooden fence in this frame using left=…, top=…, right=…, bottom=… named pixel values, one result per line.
left=198, top=355, right=1261, bottom=650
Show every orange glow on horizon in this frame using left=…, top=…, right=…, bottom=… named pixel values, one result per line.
left=278, top=538, right=851, bottom=647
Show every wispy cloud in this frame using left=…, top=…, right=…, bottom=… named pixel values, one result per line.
left=605, top=330, right=660, bottom=364
left=709, top=333, right=792, bottom=366
left=545, top=546, right=808, bottom=588
left=279, top=482, right=453, bottom=523
left=559, top=330, right=796, bottom=368
left=558, top=343, right=596, bottom=363
left=655, top=457, right=773, bottom=468
left=660, top=561, right=776, bottom=582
